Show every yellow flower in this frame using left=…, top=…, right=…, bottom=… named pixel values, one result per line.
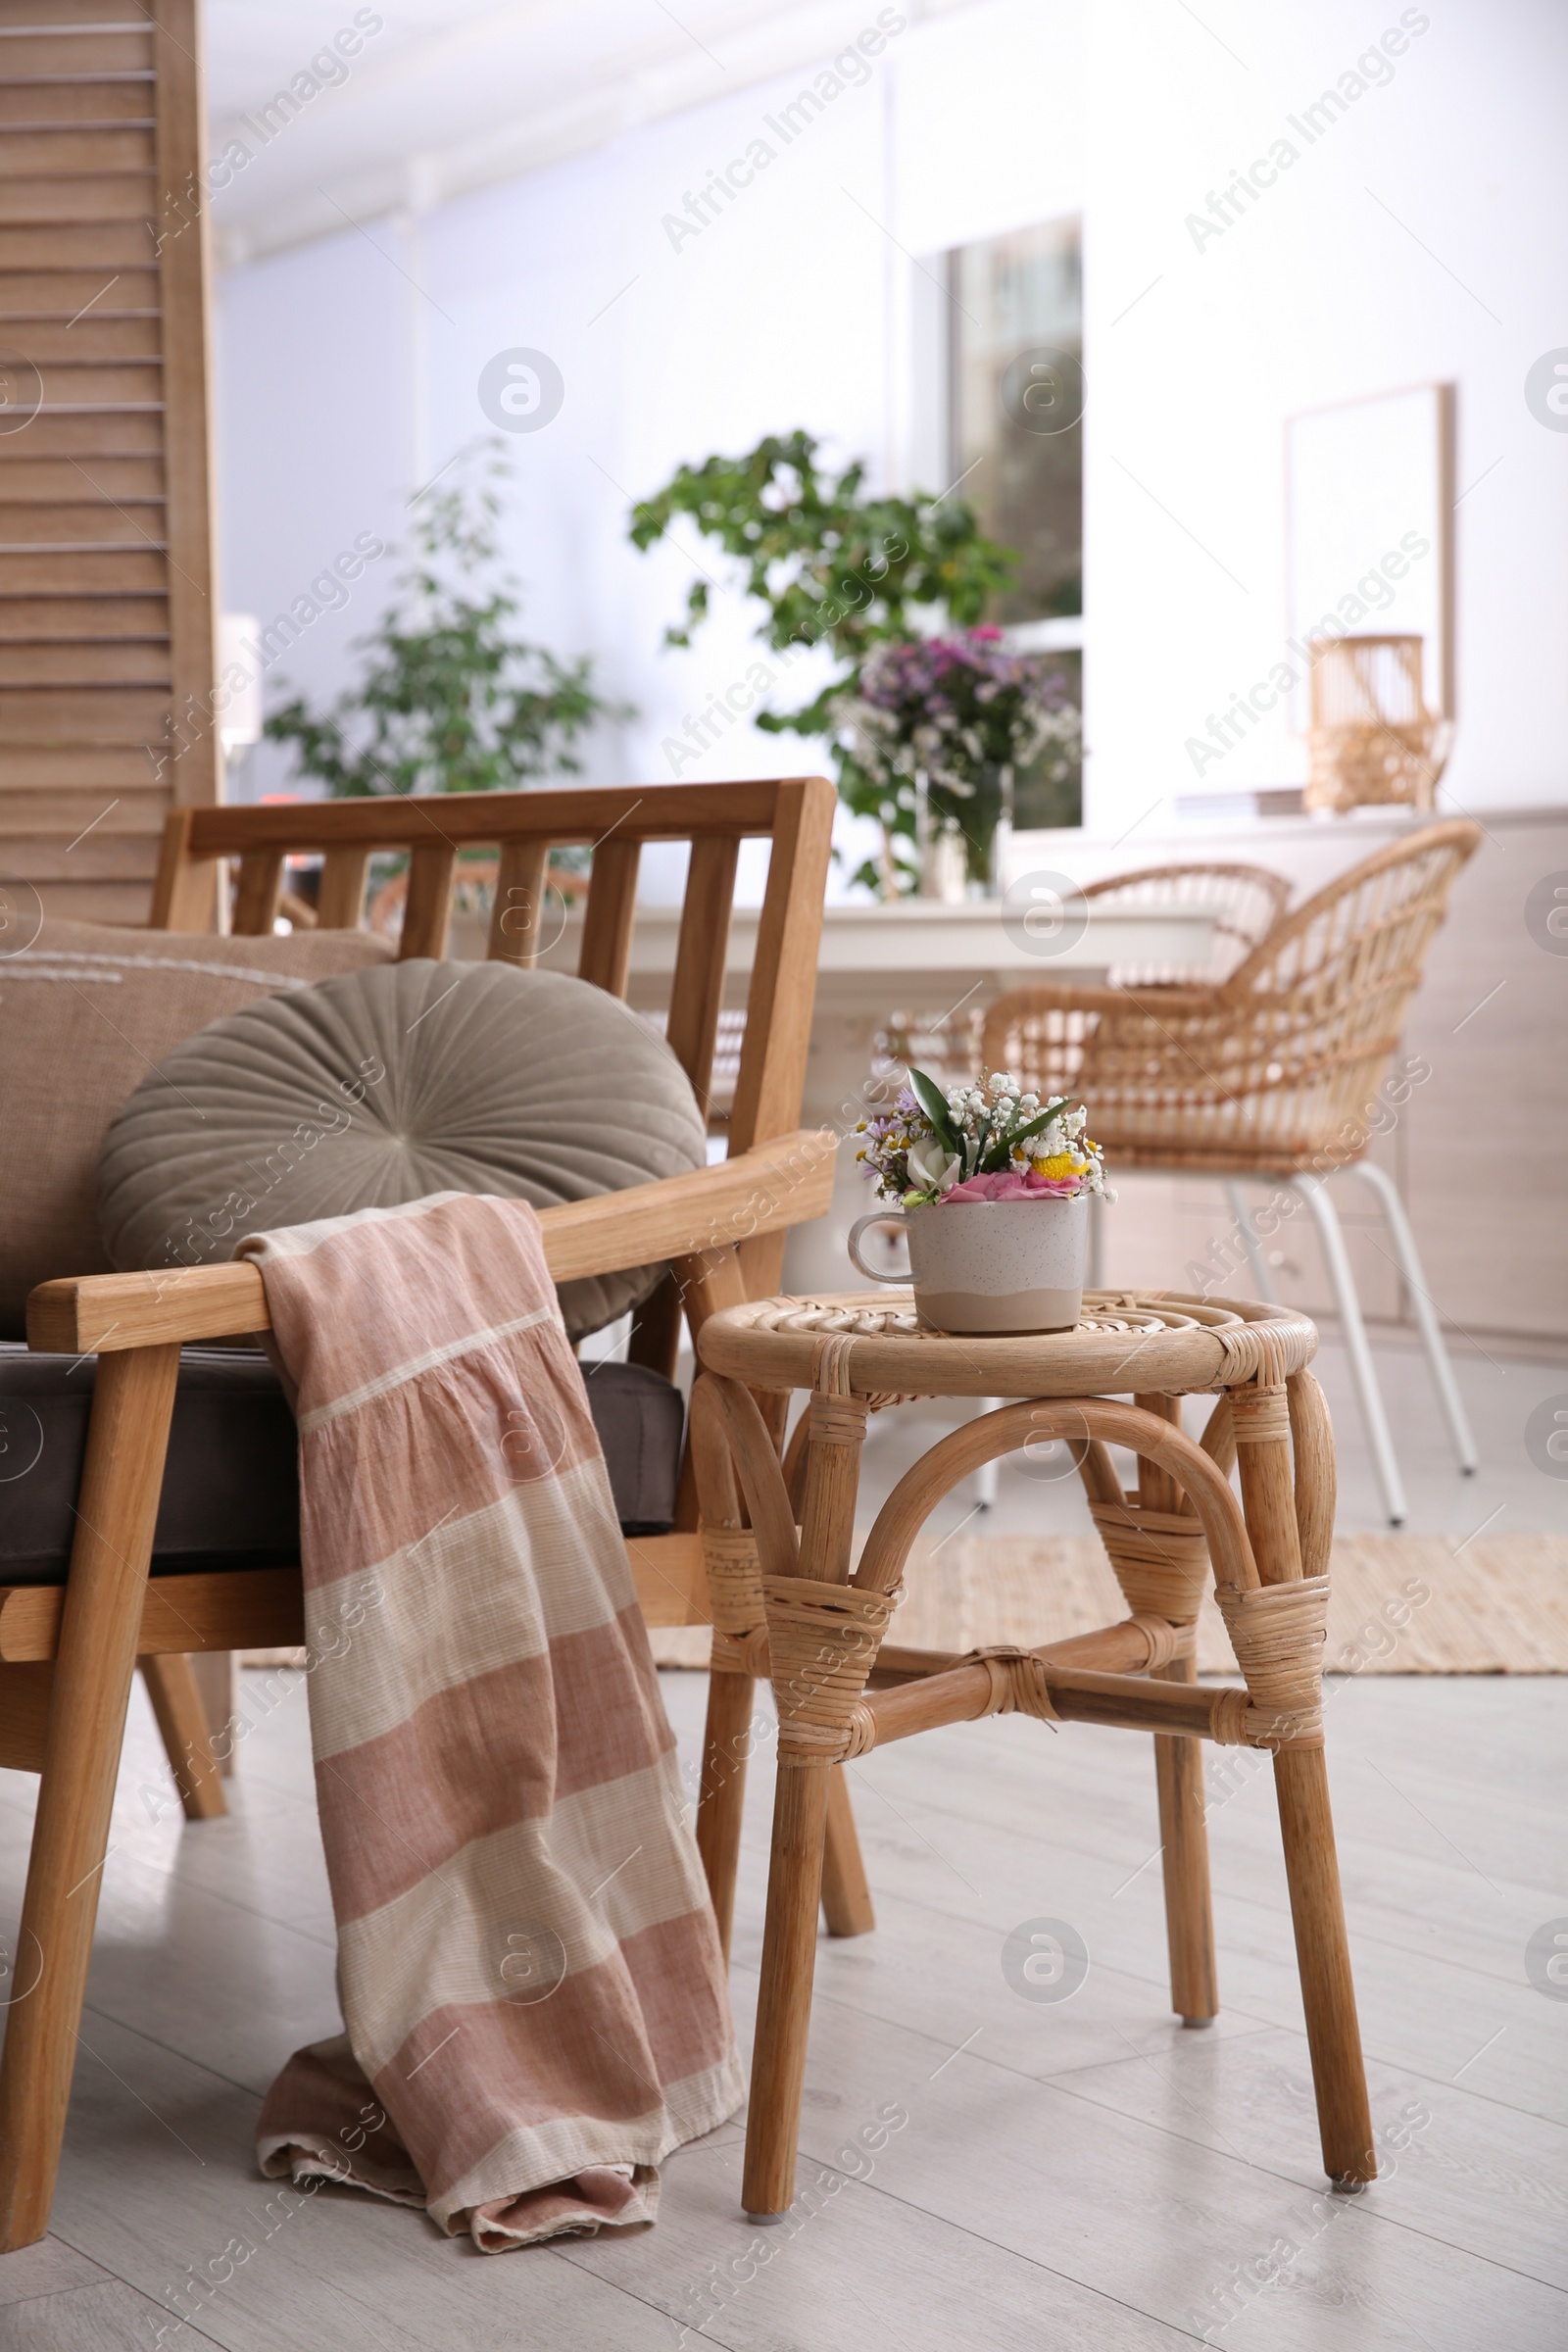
left=1033, top=1152, right=1078, bottom=1180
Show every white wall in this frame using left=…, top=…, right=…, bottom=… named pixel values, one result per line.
left=215, top=0, right=1568, bottom=874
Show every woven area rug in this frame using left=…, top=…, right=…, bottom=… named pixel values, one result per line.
left=648, top=1534, right=1568, bottom=1675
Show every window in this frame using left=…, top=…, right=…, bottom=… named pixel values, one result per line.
left=942, top=215, right=1083, bottom=825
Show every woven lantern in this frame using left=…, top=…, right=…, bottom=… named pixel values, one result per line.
left=1304, top=633, right=1451, bottom=813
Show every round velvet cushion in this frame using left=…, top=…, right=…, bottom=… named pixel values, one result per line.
left=97, top=959, right=707, bottom=1341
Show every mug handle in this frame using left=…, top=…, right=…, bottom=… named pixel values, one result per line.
left=847, top=1210, right=911, bottom=1284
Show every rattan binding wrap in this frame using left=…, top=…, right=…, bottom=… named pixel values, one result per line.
left=763, top=1573, right=894, bottom=1764
left=1212, top=1573, right=1332, bottom=1749
left=1090, top=1499, right=1212, bottom=1623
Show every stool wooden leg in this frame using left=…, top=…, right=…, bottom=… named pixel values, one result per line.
left=1273, top=1745, right=1376, bottom=2183
left=1234, top=1384, right=1374, bottom=2184
left=697, top=1667, right=756, bottom=1965
left=820, top=1765, right=874, bottom=1937
left=0, top=1344, right=180, bottom=2251
left=1152, top=1657, right=1217, bottom=2024
left=742, top=1761, right=832, bottom=2219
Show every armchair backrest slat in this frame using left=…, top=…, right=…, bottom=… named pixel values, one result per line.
left=149, top=779, right=837, bottom=1168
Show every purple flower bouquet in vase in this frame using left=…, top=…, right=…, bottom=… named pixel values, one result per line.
left=832, top=629, right=1081, bottom=900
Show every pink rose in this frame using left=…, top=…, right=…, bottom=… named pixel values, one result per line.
left=941, top=1168, right=1082, bottom=1203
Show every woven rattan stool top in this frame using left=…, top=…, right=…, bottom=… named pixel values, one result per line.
left=696, top=1286, right=1318, bottom=1400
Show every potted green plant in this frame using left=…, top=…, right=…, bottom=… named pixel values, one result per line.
left=629, top=430, right=1026, bottom=894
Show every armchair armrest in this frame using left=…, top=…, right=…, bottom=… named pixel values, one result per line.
left=26, top=1128, right=837, bottom=1354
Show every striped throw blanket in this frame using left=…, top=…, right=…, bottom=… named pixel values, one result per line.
left=244, top=1193, right=743, bottom=2249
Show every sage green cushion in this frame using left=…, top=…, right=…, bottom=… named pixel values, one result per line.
left=96, top=959, right=707, bottom=1341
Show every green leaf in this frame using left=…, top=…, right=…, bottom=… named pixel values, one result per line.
left=906, top=1065, right=958, bottom=1155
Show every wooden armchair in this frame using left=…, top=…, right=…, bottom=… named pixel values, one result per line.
left=0, top=776, right=868, bottom=2252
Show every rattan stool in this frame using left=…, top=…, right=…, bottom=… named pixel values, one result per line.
left=692, top=1287, right=1374, bottom=2218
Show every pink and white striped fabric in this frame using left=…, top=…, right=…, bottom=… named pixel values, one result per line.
left=245, top=1193, right=743, bottom=2249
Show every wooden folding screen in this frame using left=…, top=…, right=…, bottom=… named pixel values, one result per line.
left=0, top=0, right=219, bottom=924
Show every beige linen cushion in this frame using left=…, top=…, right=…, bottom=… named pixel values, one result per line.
left=0, top=917, right=394, bottom=1337
left=97, top=958, right=708, bottom=1342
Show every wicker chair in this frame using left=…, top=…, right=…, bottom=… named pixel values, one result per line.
left=981, top=820, right=1482, bottom=1524
left=1078, top=859, right=1290, bottom=985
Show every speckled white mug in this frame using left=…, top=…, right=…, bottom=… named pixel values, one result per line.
left=847, top=1193, right=1088, bottom=1335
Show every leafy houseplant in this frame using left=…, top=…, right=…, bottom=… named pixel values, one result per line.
left=266, top=449, right=627, bottom=799
left=628, top=430, right=1020, bottom=893
left=832, top=629, right=1083, bottom=893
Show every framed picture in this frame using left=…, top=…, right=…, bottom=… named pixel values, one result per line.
left=1284, top=381, right=1454, bottom=730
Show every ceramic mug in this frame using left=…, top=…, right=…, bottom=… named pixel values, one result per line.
left=847, top=1193, right=1089, bottom=1335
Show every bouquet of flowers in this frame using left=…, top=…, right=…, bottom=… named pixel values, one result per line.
left=856, top=1067, right=1113, bottom=1207
left=831, top=627, right=1082, bottom=888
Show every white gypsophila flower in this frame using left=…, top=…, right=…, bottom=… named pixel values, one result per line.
left=906, top=1137, right=961, bottom=1195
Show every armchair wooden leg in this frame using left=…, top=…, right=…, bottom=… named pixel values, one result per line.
left=0, top=1344, right=181, bottom=2252
left=820, top=1765, right=874, bottom=1937
left=697, top=1667, right=756, bottom=1965
left=140, top=1655, right=227, bottom=1822
left=742, top=1760, right=832, bottom=2220
left=1152, top=1657, right=1217, bottom=2024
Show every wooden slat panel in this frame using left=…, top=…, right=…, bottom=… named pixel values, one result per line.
left=0, top=547, right=165, bottom=588
left=152, top=0, right=217, bottom=810
left=666, top=833, right=739, bottom=1115
left=0, top=222, right=158, bottom=267
left=0, top=83, right=153, bottom=127
left=0, top=407, right=160, bottom=453
left=0, top=744, right=163, bottom=786
left=0, top=745, right=163, bottom=788
left=0, top=127, right=154, bottom=173
left=0, top=638, right=167, bottom=682
left=0, top=503, right=163, bottom=544
left=231, top=847, right=284, bottom=935
left=2, top=316, right=160, bottom=360
left=316, top=846, right=369, bottom=929
left=0, top=36, right=153, bottom=75
left=33, top=361, right=163, bottom=402
left=3, top=830, right=158, bottom=878
left=400, top=840, right=455, bottom=957
left=0, top=783, right=167, bottom=829
left=487, top=837, right=549, bottom=963
left=9, top=0, right=156, bottom=22
left=577, top=835, right=641, bottom=997
left=0, top=176, right=155, bottom=223
left=0, top=458, right=163, bottom=503
left=0, top=266, right=158, bottom=309
left=0, top=684, right=167, bottom=741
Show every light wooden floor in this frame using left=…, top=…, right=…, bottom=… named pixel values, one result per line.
left=0, top=1651, right=1563, bottom=2349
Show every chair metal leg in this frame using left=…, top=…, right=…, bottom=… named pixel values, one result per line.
left=972, top=1398, right=999, bottom=1507
left=1225, top=1181, right=1280, bottom=1303
left=1341, top=1159, right=1478, bottom=1475
left=1290, top=1174, right=1407, bottom=1526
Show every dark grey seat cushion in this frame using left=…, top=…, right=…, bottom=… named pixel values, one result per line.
left=0, top=1346, right=685, bottom=1585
